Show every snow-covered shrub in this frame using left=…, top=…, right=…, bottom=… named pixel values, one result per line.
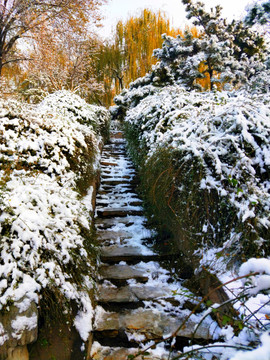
left=123, top=85, right=270, bottom=260
left=40, top=90, right=110, bottom=141
left=0, top=91, right=110, bottom=344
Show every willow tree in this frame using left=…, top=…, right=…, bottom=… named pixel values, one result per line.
left=116, top=9, right=182, bottom=86
left=95, top=9, right=183, bottom=106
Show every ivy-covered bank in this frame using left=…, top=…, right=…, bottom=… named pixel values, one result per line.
left=0, top=91, right=110, bottom=359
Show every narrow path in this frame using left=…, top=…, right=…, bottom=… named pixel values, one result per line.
left=89, top=130, right=212, bottom=360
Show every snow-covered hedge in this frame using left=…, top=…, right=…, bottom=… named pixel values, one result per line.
left=41, top=90, right=110, bottom=141
left=113, top=78, right=270, bottom=360
left=0, top=91, right=110, bottom=344
left=121, top=85, right=270, bottom=259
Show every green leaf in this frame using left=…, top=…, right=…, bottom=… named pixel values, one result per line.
left=222, top=315, right=230, bottom=326
left=228, top=176, right=238, bottom=187
left=238, top=322, right=244, bottom=330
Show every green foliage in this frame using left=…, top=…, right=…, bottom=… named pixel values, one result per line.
left=127, top=144, right=239, bottom=264
left=39, top=338, right=49, bottom=347
left=156, top=0, right=267, bottom=90
left=245, top=1, right=270, bottom=27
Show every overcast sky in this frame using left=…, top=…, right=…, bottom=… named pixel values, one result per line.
left=97, top=0, right=255, bottom=39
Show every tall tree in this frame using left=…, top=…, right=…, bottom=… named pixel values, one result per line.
left=20, top=22, right=104, bottom=102
left=95, top=9, right=183, bottom=106
left=0, top=0, right=106, bottom=76
left=114, top=9, right=182, bottom=86
left=153, top=0, right=266, bottom=90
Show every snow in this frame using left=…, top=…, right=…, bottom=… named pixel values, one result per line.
left=82, top=186, right=94, bottom=213
left=230, top=332, right=270, bottom=360
left=11, top=313, right=38, bottom=339
left=0, top=91, right=109, bottom=342
left=0, top=322, right=9, bottom=346
left=112, top=37, right=270, bottom=357
left=239, top=258, right=270, bottom=295
left=73, top=292, right=94, bottom=341
left=239, top=258, right=270, bottom=277
left=119, top=84, right=270, bottom=256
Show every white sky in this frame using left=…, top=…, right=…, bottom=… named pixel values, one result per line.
left=97, top=0, right=254, bottom=39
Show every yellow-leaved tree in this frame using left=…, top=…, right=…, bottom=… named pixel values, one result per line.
left=95, top=9, right=184, bottom=106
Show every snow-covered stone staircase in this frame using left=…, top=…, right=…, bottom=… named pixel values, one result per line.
left=89, top=130, right=213, bottom=360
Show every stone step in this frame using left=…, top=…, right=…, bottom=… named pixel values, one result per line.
left=100, top=161, right=118, bottom=167
left=96, top=194, right=140, bottom=200
left=110, top=131, right=123, bottom=139
left=98, top=185, right=135, bottom=191
left=97, top=285, right=138, bottom=303
left=100, top=245, right=160, bottom=263
left=96, top=202, right=143, bottom=211
left=94, top=307, right=212, bottom=340
left=102, top=155, right=127, bottom=160
left=96, top=197, right=142, bottom=205
left=97, top=190, right=134, bottom=197
left=99, top=264, right=149, bottom=282
left=100, top=245, right=173, bottom=263
left=103, top=147, right=124, bottom=152
left=101, top=174, right=133, bottom=180
left=109, top=137, right=125, bottom=142
left=95, top=199, right=141, bottom=207
left=90, top=342, right=171, bottom=360
left=101, top=179, right=131, bottom=186
left=95, top=216, right=142, bottom=228
left=97, top=284, right=173, bottom=303
left=97, top=230, right=133, bottom=242
left=97, top=188, right=136, bottom=196
left=96, top=208, right=143, bottom=218
left=101, top=158, right=131, bottom=164
left=102, top=151, right=126, bottom=156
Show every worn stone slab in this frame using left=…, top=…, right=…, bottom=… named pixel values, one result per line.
left=94, top=307, right=212, bottom=340
left=130, top=285, right=171, bottom=301
left=110, top=131, right=123, bottom=139
left=101, top=179, right=131, bottom=186
left=97, top=284, right=171, bottom=303
left=90, top=342, right=170, bottom=360
left=100, top=245, right=157, bottom=262
left=96, top=195, right=140, bottom=203
left=97, top=285, right=138, bottom=303
left=101, top=174, right=133, bottom=180
left=97, top=230, right=133, bottom=242
left=109, top=137, right=126, bottom=143
left=99, top=264, right=149, bottom=282
left=94, top=309, right=120, bottom=331
left=98, top=185, right=135, bottom=193
left=95, top=217, right=139, bottom=228
left=100, top=161, right=118, bottom=167
left=102, top=152, right=126, bottom=157
left=97, top=208, right=143, bottom=218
